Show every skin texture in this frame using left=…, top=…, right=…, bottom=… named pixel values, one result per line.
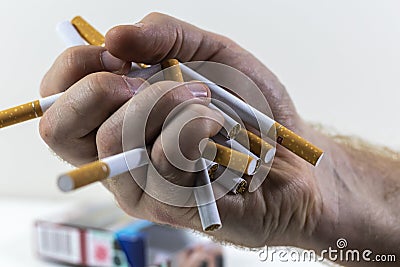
left=40, top=13, right=400, bottom=266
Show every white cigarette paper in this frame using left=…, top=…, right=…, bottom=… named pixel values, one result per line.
left=180, top=64, right=275, bottom=133
left=56, top=21, right=86, bottom=47
left=216, top=169, right=247, bottom=194
left=209, top=103, right=241, bottom=139
left=57, top=148, right=148, bottom=192
left=194, top=159, right=222, bottom=232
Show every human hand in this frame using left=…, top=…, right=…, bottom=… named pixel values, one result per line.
left=40, top=12, right=342, bottom=251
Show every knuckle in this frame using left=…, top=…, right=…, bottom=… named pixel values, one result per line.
left=150, top=141, right=168, bottom=170
left=62, top=46, right=84, bottom=74
left=145, top=12, right=167, bottom=21
left=39, top=76, right=50, bottom=97
left=39, top=115, right=58, bottom=146
left=96, top=119, right=122, bottom=156
left=85, top=72, right=124, bottom=100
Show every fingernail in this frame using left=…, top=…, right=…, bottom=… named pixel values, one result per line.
left=188, top=83, right=209, bottom=98
left=133, top=22, right=144, bottom=28
left=123, top=76, right=145, bottom=94
left=101, top=51, right=127, bottom=71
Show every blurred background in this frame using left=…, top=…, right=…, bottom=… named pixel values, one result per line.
left=0, top=0, right=399, bottom=266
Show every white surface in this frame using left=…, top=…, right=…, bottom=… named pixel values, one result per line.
left=0, top=0, right=399, bottom=266
left=0, top=197, right=328, bottom=267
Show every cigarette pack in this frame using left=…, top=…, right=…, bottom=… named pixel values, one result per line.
left=33, top=202, right=204, bottom=267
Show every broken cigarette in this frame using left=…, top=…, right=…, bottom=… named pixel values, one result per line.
left=234, top=128, right=275, bottom=163
left=194, top=159, right=222, bottom=232
left=209, top=103, right=241, bottom=139
left=203, top=141, right=260, bottom=175
left=205, top=159, right=219, bottom=179
left=179, top=63, right=324, bottom=166
left=161, top=59, right=242, bottom=140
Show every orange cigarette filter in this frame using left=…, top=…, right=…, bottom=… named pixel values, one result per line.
left=267, top=122, right=323, bottom=166
left=71, top=16, right=105, bottom=46
left=161, top=59, right=185, bottom=82
left=203, top=141, right=260, bottom=175
left=235, top=179, right=248, bottom=194
left=71, top=16, right=150, bottom=68
left=235, top=128, right=275, bottom=163
left=0, top=100, right=43, bottom=129
left=207, top=162, right=219, bottom=179
left=58, top=161, right=110, bottom=192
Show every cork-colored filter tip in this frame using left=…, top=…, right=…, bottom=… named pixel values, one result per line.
left=205, top=224, right=222, bottom=232
left=58, top=161, right=110, bottom=191
left=203, top=141, right=259, bottom=175
left=268, top=122, right=324, bottom=166
left=161, top=59, right=185, bottom=82
left=236, top=180, right=248, bottom=194
left=71, top=16, right=105, bottom=46
left=0, top=100, right=43, bottom=129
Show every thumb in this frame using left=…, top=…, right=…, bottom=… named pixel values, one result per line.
left=104, top=12, right=236, bottom=64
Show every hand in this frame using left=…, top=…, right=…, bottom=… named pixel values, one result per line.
left=40, top=12, right=344, bottom=251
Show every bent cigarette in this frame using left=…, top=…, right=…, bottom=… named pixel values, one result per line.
left=0, top=93, right=62, bottom=129
left=57, top=148, right=148, bottom=192
left=213, top=133, right=263, bottom=168
left=235, top=128, right=276, bottom=163
left=203, top=141, right=260, bottom=175
left=194, top=159, right=222, bottom=232
left=213, top=170, right=248, bottom=195
left=179, top=63, right=324, bottom=166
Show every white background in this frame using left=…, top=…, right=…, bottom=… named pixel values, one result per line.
left=0, top=0, right=399, bottom=266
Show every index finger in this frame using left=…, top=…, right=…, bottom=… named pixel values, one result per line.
left=40, top=46, right=130, bottom=97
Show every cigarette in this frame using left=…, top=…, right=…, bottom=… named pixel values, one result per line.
left=61, top=20, right=323, bottom=166
left=71, top=16, right=105, bottom=46
left=194, top=159, right=222, bottom=232
left=161, top=59, right=241, bottom=140
left=57, top=148, right=148, bottom=192
left=70, top=16, right=149, bottom=69
left=179, top=63, right=324, bottom=166
left=204, top=159, right=219, bottom=179
left=213, top=133, right=264, bottom=173
left=209, top=103, right=241, bottom=139
left=161, top=59, right=185, bottom=82
left=160, top=59, right=256, bottom=175
left=56, top=21, right=86, bottom=47
left=209, top=165, right=247, bottom=194
left=161, top=59, right=230, bottom=231
left=234, top=128, right=276, bottom=163
left=203, top=141, right=260, bottom=175
left=0, top=93, right=62, bottom=129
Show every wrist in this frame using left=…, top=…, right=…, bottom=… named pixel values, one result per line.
left=298, top=123, right=400, bottom=265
